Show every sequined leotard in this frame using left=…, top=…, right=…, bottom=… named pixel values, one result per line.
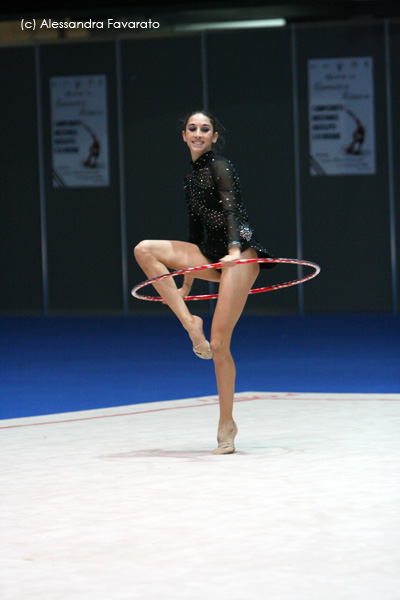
left=184, top=150, right=274, bottom=266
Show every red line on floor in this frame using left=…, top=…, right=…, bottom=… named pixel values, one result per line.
left=0, top=400, right=220, bottom=429
left=1, top=394, right=399, bottom=430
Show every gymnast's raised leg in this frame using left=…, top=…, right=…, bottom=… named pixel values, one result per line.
left=134, top=239, right=220, bottom=356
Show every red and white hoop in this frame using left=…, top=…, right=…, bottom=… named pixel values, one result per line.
left=131, top=258, right=321, bottom=302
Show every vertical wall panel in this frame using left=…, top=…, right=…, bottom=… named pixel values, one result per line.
left=296, top=24, right=392, bottom=311
left=390, top=22, right=400, bottom=313
left=39, top=42, right=122, bottom=312
left=207, top=28, right=298, bottom=313
left=120, top=36, right=205, bottom=313
left=0, top=47, right=43, bottom=312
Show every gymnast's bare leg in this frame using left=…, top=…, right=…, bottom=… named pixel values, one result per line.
left=134, top=239, right=220, bottom=351
left=210, top=247, right=260, bottom=453
left=135, top=240, right=259, bottom=454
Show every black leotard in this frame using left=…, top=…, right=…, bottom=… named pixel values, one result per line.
left=184, top=150, right=274, bottom=267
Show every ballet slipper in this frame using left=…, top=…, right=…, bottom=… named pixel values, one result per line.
left=193, top=339, right=213, bottom=360
left=213, top=421, right=238, bottom=455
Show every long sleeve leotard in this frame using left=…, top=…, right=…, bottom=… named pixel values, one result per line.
left=184, top=150, right=274, bottom=266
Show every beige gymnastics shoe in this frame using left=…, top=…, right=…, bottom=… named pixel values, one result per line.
left=193, top=339, right=213, bottom=360
left=214, top=421, right=238, bottom=455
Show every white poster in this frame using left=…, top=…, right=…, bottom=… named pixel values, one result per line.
left=51, top=75, right=109, bottom=187
left=308, top=57, right=375, bottom=175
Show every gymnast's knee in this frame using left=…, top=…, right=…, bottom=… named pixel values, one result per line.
left=210, top=337, right=231, bottom=359
left=134, top=240, right=153, bottom=264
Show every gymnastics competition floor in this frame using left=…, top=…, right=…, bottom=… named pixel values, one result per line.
left=1, top=314, right=400, bottom=599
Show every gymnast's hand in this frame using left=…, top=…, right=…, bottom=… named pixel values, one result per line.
left=219, top=247, right=241, bottom=267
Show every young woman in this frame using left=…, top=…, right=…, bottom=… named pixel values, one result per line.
left=134, top=111, right=274, bottom=454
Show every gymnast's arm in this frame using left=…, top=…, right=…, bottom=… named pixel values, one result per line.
left=211, top=158, right=242, bottom=267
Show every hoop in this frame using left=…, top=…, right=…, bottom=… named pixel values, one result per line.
left=131, top=258, right=321, bottom=302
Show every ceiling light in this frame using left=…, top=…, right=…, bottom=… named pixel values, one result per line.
left=175, top=19, right=286, bottom=32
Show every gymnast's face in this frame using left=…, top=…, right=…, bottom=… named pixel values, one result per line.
left=182, top=113, right=218, bottom=161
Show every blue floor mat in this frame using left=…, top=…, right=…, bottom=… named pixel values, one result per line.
left=1, top=313, right=399, bottom=419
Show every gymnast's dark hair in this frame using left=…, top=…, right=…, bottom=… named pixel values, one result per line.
left=181, top=110, right=226, bottom=150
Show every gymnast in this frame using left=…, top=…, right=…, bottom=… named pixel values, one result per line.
left=134, top=111, right=274, bottom=454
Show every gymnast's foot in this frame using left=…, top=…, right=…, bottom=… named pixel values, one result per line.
left=186, top=315, right=213, bottom=360
left=214, top=420, right=238, bottom=454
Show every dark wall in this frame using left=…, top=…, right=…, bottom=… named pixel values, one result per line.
left=0, top=47, right=43, bottom=311
left=39, top=42, right=123, bottom=312
left=1, top=22, right=399, bottom=314
left=391, top=22, right=400, bottom=313
left=297, top=24, right=392, bottom=312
